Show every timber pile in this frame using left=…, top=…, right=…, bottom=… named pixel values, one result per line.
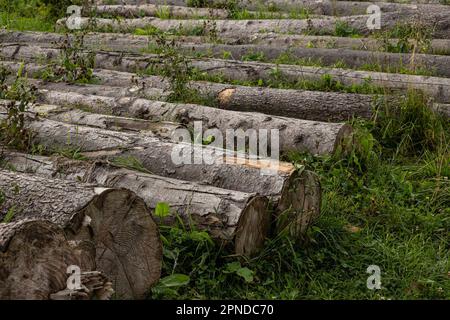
left=1, top=0, right=448, bottom=299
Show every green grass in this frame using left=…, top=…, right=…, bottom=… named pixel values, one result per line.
left=2, top=2, right=449, bottom=301
left=151, top=92, right=449, bottom=300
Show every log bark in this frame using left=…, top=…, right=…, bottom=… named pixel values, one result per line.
left=0, top=170, right=162, bottom=299
left=0, top=100, right=185, bottom=139
left=0, top=115, right=322, bottom=239
left=1, top=60, right=373, bottom=124
left=57, top=10, right=450, bottom=38
left=4, top=40, right=450, bottom=84
left=2, top=152, right=275, bottom=256
left=3, top=30, right=450, bottom=55
left=0, top=218, right=104, bottom=299
left=432, top=103, right=450, bottom=118
left=220, top=0, right=450, bottom=16
left=34, top=89, right=353, bottom=154
left=92, top=4, right=230, bottom=19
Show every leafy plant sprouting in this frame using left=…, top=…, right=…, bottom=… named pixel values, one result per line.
left=40, top=31, right=96, bottom=84
left=0, top=64, right=37, bottom=151
left=377, top=21, right=433, bottom=54
left=150, top=32, right=200, bottom=103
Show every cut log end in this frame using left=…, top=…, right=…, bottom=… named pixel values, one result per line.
left=234, top=196, right=270, bottom=257
left=0, top=219, right=88, bottom=299
left=334, top=123, right=354, bottom=153
left=69, top=188, right=162, bottom=299
left=275, top=170, right=322, bottom=239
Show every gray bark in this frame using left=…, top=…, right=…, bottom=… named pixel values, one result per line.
left=2, top=152, right=275, bottom=256
left=0, top=169, right=162, bottom=299
left=2, top=30, right=450, bottom=55
left=6, top=100, right=186, bottom=139
left=1, top=59, right=373, bottom=123
left=0, top=114, right=321, bottom=238
left=92, top=4, right=230, bottom=19
left=56, top=10, right=450, bottom=38
left=34, top=89, right=353, bottom=154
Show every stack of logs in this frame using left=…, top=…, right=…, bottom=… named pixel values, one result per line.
left=1, top=0, right=449, bottom=299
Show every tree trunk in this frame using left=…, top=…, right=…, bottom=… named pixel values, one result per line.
left=0, top=115, right=322, bottom=239
left=2, top=30, right=450, bottom=55
left=0, top=218, right=112, bottom=299
left=34, top=89, right=353, bottom=154
left=2, top=152, right=275, bottom=256
left=93, top=0, right=447, bottom=13
left=3, top=100, right=186, bottom=139
left=57, top=10, right=450, bottom=38
left=13, top=45, right=445, bottom=102
left=1, top=59, right=371, bottom=124
left=0, top=170, right=162, bottom=299
left=92, top=4, right=230, bottom=19
left=222, top=0, right=450, bottom=16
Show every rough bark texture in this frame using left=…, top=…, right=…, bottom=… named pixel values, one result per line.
left=0, top=100, right=185, bottom=139
left=2, top=30, right=450, bottom=55
left=223, top=0, right=450, bottom=16
left=35, top=89, right=353, bottom=154
left=0, top=219, right=102, bottom=299
left=1, top=59, right=371, bottom=124
left=8, top=44, right=446, bottom=102
left=57, top=10, right=450, bottom=38
left=2, top=153, right=276, bottom=255
left=0, top=170, right=162, bottom=299
left=92, top=4, right=230, bottom=19
left=95, top=0, right=447, bottom=13
left=1, top=115, right=321, bottom=235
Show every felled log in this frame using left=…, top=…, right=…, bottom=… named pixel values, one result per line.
left=57, top=11, right=450, bottom=38
left=3, top=30, right=450, bottom=55
left=3, top=29, right=450, bottom=56
left=0, top=115, right=322, bottom=239
left=0, top=100, right=185, bottom=139
left=2, top=153, right=275, bottom=256
left=50, top=271, right=114, bottom=300
left=4, top=40, right=450, bottom=85
left=1, top=60, right=374, bottom=123
left=35, top=90, right=353, bottom=154
left=97, top=0, right=447, bottom=13
left=92, top=4, right=229, bottom=19
left=221, top=0, right=450, bottom=16
left=0, top=219, right=97, bottom=299
left=432, top=103, right=450, bottom=118
left=0, top=170, right=162, bottom=299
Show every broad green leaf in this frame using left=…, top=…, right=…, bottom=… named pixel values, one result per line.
left=158, top=274, right=190, bottom=288
left=155, top=202, right=170, bottom=218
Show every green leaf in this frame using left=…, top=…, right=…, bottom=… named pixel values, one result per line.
left=236, top=267, right=254, bottom=283
left=225, top=261, right=241, bottom=273
left=158, top=274, right=190, bottom=288
left=155, top=202, right=170, bottom=218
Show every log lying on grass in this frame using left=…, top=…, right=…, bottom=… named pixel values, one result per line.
left=228, top=0, right=450, bottom=16
left=101, top=0, right=448, bottom=14
left=0, top=170, right=162, bottom=299
left=40, top=48, right=448, bottom=102
left=33, top=90, right=354, bottom=154
left=92, top=4, right=229, bottom=19
left=57, top=11, right=450, bottom=38
left=2, top=153, right=274, bottom=256
left=1, top=60, right=375, bottom=123
left=0, top=218, right=111, bottom=299
left=3, top=100, right=186, bottom=139
left=3, top=30, right=450, bottom=55
left=5, top=41, right=450, bottom=85
left=0, top=114, right=322, bottom=239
